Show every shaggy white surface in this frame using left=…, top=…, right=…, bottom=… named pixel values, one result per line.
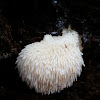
left=16, top=28, right=85, bottom=95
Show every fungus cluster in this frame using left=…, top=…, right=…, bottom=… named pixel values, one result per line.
left=16, top=28, right=85, bottom=95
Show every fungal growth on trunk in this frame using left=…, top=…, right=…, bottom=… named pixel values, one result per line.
left=16, top=28, right=85, bottom=95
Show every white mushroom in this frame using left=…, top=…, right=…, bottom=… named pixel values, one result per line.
left=16, top=28, right=85, bottom=95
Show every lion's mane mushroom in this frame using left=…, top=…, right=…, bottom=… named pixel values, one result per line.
left=16, top=28, right=85, bottom=95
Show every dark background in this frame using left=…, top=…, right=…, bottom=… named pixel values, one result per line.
left=0, top=0, right=100, bottom=100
